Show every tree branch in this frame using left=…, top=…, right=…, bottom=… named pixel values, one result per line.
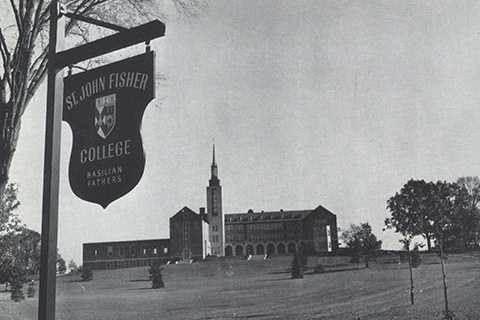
left=29, top=46, right=47, bottom=76
left=10, top=1, right=38, bottom=122
left=24, top=51, right=48, bottom=111
left=24, top=65, right=47, bottom=110
left=0, top=29, right=12, bottom=91
left=9, top=0, right=23, bottom=34
left=28, top=0, right=46, bottom=52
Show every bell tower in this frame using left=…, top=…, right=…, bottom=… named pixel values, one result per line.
left=206, top=144, right=224, bottom=256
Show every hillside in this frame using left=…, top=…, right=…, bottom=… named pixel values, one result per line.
left=1, top=253, right=479, bottom=319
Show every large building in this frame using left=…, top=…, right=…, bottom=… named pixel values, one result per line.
left=83, top=238, right=170, bottom=270
left=169, top=206, right=209, bottom=261
left=83, top=147, right=339, bottom=270
left=224, top=206, right=338, bottom=257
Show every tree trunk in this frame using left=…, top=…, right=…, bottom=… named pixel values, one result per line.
left=0, top=97, right=22, bottom=199
left=439, top=239, right=449, bottom=316
left=365, top=257, right=369, bottom=268
left=0, top=82, right=9, bottom=197
left=408, top=249, right=414, bottom=305
left=426, top=233, right=432, bottom=251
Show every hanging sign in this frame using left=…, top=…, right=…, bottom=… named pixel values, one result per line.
left=63, top=52, right=155, bottom=208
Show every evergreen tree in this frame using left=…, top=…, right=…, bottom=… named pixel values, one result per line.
left=291, top=253, right=304, bottom=279
left=149, top=262, right=164, bottom=289
left=10, top=280, right=24, bottom=302
left=9, top=266, right=26, bottom=302
left=299, top=247, right=308, bottom=272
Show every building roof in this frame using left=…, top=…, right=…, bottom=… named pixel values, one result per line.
left=224, top=205, right=335, bottom=224
left=225, top=209, right=312, bottom=223
left=83, top=238, right=170, bottom=246
left=169, top=206, right=209, bottom=223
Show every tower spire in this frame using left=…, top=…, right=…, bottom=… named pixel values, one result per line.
left=209, top=144, right=219, bottom=185
left=212, top=144, right=216, bottom=166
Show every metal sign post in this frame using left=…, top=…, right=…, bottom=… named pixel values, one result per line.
left=38, top=1, right=165, bottom=318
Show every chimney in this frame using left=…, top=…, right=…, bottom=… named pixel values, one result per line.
left=199, top=207, right=206, bottom=222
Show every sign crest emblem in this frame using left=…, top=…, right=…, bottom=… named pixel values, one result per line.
left=63, top=52, right=155, bottom=208
left=95, top=94, right=116, bottom=139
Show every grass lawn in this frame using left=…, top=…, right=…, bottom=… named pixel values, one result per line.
left=1, top=253, right=479, bottom=319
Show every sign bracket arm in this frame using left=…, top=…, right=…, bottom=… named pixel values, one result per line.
left=55, top=20, right=165, bottom=69
left=62, top=11, right=129, bottom=33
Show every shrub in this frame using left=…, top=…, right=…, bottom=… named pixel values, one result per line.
left=27, top=281, right=35, bottom=298
left=291, top=253, right=304, bottom=279
left=149, top=262, right=164, bottom=289
left=313, top=264, right=325, bottom=274
left=10, top=279, right=24, bottom=302
left=57, top=258, right=67, bottom=275
left=68, top=260, right=79, bottom=272
left=81, top=269, right=93, bottom=282
left=443, top=309, right=456, bottom=320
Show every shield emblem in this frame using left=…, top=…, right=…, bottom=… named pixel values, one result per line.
left=95, top=94, right=116, bottom=139
left=63, top=52, right=155, bottom=208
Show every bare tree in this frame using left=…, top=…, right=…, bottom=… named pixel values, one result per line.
left=0, top=0, right=205, bottom=198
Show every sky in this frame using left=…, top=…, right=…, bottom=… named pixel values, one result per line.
left=9, top=0, right=480, bottom=265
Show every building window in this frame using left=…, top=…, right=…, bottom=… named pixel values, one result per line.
left=212, top=189, right=218, bottom=216
left=130, top=245, right=135, bottom=256
left=142, top=244, right=147, bottom=255
left=183, top=221, right=190, bottom=245
left=94, top=249, right=98, bottom=258
left=153, top=245, right=157, bottom=255
left=183, top=248, right=190, bottom=260
left=107, top=246, right=113, bottom=257
left=164, top=247, right=168, bottom=254
left=118, top=246, right=124, bottom=256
